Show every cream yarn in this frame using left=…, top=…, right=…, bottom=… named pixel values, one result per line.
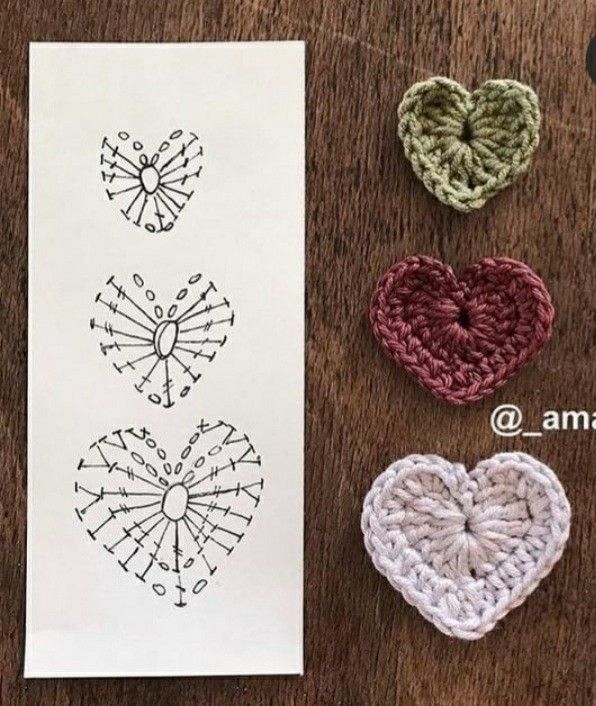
left=361, top=453, right=570, bottom=640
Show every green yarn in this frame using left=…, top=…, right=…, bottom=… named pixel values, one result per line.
left=398, top=77, right=540, bottom=212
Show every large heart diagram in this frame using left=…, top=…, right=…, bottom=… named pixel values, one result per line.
left=75, top=420, right=263, bottom=607
left=90, top=271, right=234, bottom=409
left=361, top=453, right=570, bottom=639
left=100, top=129, right=203, bottom=233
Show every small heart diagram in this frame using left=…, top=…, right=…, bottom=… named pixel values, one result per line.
left=90, top=271, right=234, bottom=409
left=75, top=419, right=263, bottom=607
left=100, top=129, right=203, bottom=233
left=362, top=453, right=570, bottom=639
left=370, top=256, right=554, bottom=405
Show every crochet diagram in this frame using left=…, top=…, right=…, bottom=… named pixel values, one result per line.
left=90, top=272, right=234, bottom=409
left=100, top=130, right=203, bottom=233
left=75, top=420, right=263, bottom=607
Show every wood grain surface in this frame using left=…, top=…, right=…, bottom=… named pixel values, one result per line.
left=1, top=1, right=595, bottom=704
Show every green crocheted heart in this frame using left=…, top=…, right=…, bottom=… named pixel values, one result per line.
left=398, top=77, right=540, bottom=212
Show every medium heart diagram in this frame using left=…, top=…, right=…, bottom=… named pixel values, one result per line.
left=100, top=129, right=203, bottom=233
left=90, top=271, right=234, bottom=409
left=75, top=420, right=263, bottom=607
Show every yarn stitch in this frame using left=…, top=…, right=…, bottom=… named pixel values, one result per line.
left=361, top=453, right=570, bottom=640
left=398, top=77, right=540, bottom=211
left=370, top=255, right=554, bottom=405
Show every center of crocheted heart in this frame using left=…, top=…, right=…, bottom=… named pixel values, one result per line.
left=460, top=119, right=474, bottom=143
left=457, top=307, right=471, bottom=329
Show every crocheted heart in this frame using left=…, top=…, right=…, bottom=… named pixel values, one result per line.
left=101, top=129, right=203, bottom=233
left=75, top=419, right=263, bottom=607
left=90, top=271, right=234, bottom=409
left=370, top=256, right=554, bottom=405
left=362, top=453, right=570, bottom=640
left=398, top=77, right=540, bottom=211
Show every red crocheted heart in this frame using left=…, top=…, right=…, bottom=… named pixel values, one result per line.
left=370, top=256, right=554, bottom=404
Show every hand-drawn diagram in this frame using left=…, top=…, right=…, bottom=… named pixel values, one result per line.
left=90, top=272, right=234, bottom=409
left=75, top=420, right=263, bottom=607
left=100, top=130, right=203, bottom=233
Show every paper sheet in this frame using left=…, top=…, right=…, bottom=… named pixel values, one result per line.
left=26, top=41, right=304, bottom=677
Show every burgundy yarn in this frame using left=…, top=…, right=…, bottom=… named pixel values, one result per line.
left=370, top=255, right=554, bottom=405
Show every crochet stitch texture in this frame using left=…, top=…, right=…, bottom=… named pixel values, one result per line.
left=361, top=453, right=571, bottom=640
left=370, top=255, right=554, bottom=405
left=398, top=77, right=540, bottom=211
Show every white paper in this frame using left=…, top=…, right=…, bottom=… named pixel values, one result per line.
left=26, top=41, right=304, bottom=677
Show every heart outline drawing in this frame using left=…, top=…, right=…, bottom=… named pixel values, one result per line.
left=398, top=77, right=540, bottom=211
left=370, top=255, right=554, bottom=405
left=100, top=129, right=203, bottom=233
left=75, top=419, right=263, bottom=607
left=90, top=271, right=234, bottom=409
left=361, top=452, right=570, bottom=639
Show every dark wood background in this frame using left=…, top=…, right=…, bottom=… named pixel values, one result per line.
left=1, top=1, right=594, bottom=704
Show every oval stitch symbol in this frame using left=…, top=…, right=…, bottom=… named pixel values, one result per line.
left=153, top=320, right=179, bottom=359
left=161, top=483, right=189, bottom=521
left=140, top=165, right=160, bottom=194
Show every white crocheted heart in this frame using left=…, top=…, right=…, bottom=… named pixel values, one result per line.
left=362, top=453, right=570, bottom=640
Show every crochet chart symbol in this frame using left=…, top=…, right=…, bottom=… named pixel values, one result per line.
left=100, top=130, right=203, bottom=233
left=75, top=420, right=263, bottom=607
left=90, top=272, right=234, bottom=409
left=361, top=453, right=570, bottom=640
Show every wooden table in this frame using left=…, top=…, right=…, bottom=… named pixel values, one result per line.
left=1, top=2, right=594, bottom=704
